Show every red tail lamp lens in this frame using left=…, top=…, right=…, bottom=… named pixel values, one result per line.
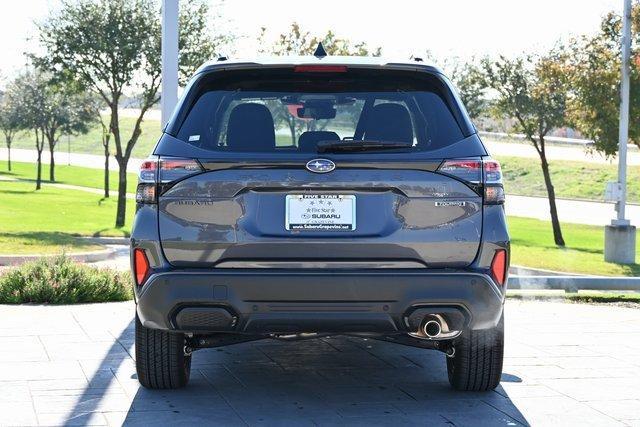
left=437, top=159, right=482, bottom=184
left=491, top=249, right=507, bottom=286
left=134, top=248, right=150, bottom=286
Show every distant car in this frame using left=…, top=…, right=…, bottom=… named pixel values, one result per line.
left=131, top=52, right=509, bottom=391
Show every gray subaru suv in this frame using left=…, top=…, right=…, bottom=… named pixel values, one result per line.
left=131, top=54, right=509, bottom=391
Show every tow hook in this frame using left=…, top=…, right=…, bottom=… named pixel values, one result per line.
left=184, top=345, right=193, bottom=356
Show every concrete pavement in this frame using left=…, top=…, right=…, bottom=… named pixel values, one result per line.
left=0, top=300, right=638, bottom=426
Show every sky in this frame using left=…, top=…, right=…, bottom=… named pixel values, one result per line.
left=0, top=0, right=624, bottom=79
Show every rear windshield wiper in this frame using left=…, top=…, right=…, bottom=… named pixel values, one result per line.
left=317, top=140, right=413, bottom=153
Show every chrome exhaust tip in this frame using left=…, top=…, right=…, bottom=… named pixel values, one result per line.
left=422, top=319, right=442, bottom=338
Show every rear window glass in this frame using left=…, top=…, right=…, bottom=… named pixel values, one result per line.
left=174, top=68, right=467, bottom=154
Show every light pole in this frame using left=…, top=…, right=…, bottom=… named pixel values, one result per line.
left=161, top=0, right=179, bottom=127
left=605, top=0, right=636, bottom=264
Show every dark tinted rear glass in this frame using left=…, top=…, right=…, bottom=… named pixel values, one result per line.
left=172, top=68, right=469, bottom=154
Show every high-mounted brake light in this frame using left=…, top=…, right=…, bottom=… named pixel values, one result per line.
left=294, top=65, right=348, bottom=73
left=491, top=249, right=507, bottom=286
left=134, top=248, right=150, bottom=286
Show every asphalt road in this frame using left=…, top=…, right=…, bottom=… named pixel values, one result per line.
left=0, top=300, right=638, bottom=426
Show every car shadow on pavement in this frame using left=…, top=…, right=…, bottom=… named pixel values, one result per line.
left=68, top=321, right=529, bottom=426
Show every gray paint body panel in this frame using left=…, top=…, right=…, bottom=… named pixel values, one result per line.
left=158, top=169, right=483, bottom=268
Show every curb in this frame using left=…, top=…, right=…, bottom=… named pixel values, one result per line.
left=509, top=265, right=583, bottom=277
left=81, top=237, right=130, bottom=245
left=509, top=275, right=640, bottom=291
left=0, top=246, right=119, bottom=266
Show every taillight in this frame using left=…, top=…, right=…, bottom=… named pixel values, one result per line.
left=136, top=158, right=157, bottom=204
left=134, top=248, right=150, bottom=286
left=136, top=157, right=203, bottom=204
left=491, top=249, right=507, bottom=286
left=436, top=158, right=505, bottom=205
left=483, top=159, right=505, bottom=205
left=437, top=159, right=482, bottom=184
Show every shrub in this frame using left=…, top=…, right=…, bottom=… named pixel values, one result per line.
left=0, top=256, right=132, bottom=304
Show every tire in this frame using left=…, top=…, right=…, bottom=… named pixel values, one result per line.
left=135, top=313, right=191, bottom=389
left=446, top=313, right=504, bottom=391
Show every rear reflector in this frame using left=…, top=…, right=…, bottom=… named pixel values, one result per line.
left=134, top=248, right=150, bottom=286
left=294, top=65, right=348, bottom=73
left=491, top=249, right=507, bottom=286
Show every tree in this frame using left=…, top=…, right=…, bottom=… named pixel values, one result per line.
left=258, top=22, right=382, bottom=57
left=258, top=23, right=382, bottom=144
left=480, top=52, right=568, bottom=246
left=447, top=61, right=487, bottom=120
left=40, top=83, right=94, bottom=182
left=12, top=71, right=48, bottom=189
left=567, top=4, right=640, bottom=155
left=35, top=0, right=231, bottom=227
left=0, top=83, right=24, bottom=171
left=99, top=111, right=112, bottom=199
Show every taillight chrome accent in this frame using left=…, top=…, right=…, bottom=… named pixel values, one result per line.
left=134, top=248, right=150, bottom=286
left=491, top=249, right=507, bottom=286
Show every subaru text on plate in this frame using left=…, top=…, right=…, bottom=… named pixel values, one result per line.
left=130, top=50, right=510, bottom=391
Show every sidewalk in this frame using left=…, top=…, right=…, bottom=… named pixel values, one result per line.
left=0, top=148, right=143, bottom=173
left=0, top=300, right=638, bottom=426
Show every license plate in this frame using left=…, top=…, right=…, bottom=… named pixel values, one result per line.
left=286, top=194, right=356, bottom=231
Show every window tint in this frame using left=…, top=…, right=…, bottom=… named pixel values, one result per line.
left=174, top=69, right=467, bottom=154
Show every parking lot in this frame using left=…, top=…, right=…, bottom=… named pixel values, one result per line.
left=0, top=300, right=638, bottom=426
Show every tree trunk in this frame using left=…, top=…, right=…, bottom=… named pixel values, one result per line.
left=6, top=139, right=11, bottom=171
left=539, top=151, right=565, bottom=247
left=115, top=157, right=128, bottom=228
left=36, top=149, right=42, bottom=191
left=35, top=130, right=43, bottom=190
left=103, top=139, right=110, bottom=198
left=288, top=119, right=296, bottom=145
left=48, top=142, right=55, bottom=182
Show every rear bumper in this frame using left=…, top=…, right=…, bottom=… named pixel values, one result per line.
left=136, top=269, right=504, bottom=335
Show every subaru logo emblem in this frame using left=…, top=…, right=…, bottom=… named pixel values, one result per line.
left=306, top=158, right=335, bottom=173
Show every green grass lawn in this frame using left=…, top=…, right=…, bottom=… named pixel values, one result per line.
left=10, top=116, right=162, bottom=159
left=0, top=161, right=137, bottom=194
left=509, top=216, right=639, bottom=276
left=497, top=155, right=640, bottom=204
left=0, top=181, right=134, bottom=254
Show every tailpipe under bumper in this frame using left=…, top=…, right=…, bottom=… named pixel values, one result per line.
left=404, top=306, right=467, bottom=340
